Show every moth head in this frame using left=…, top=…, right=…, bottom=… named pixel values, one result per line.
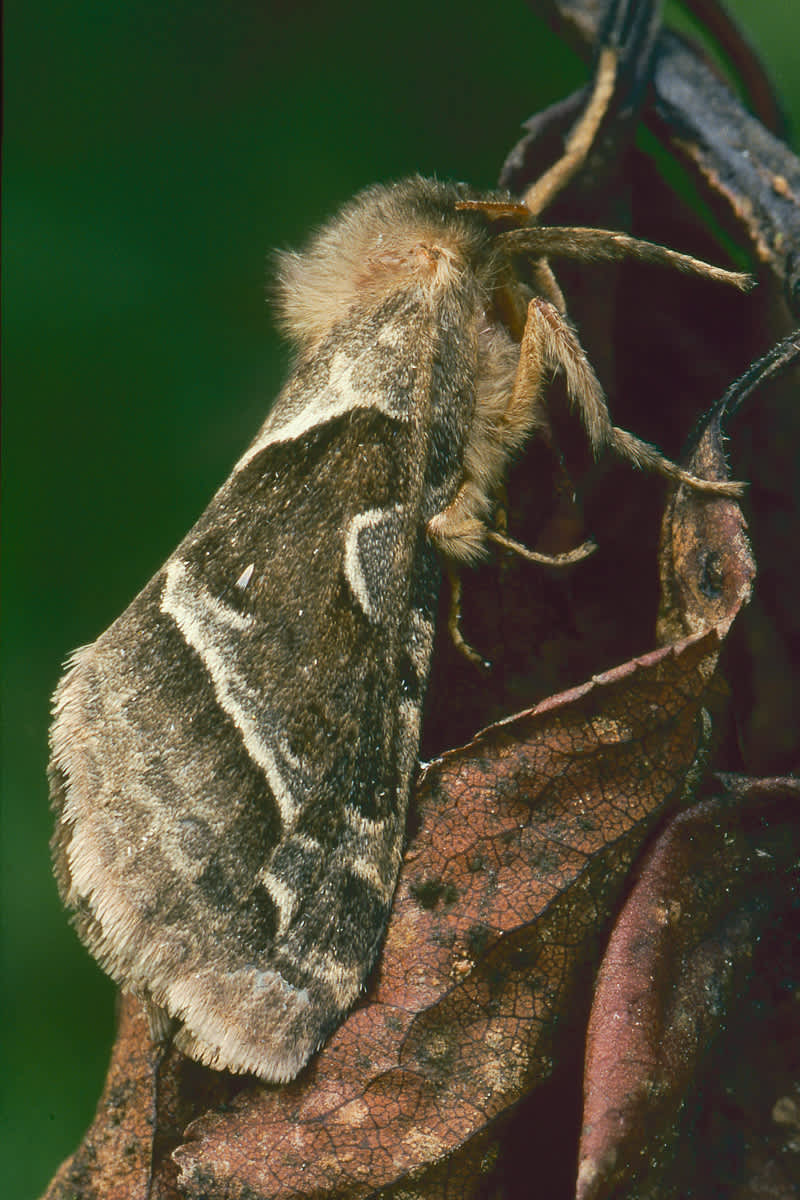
left=273, top=177, right=514, bottom=349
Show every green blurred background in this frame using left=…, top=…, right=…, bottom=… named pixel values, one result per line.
left=3, top=2, right=797, bottom=1195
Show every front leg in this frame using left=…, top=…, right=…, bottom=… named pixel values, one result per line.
left=426, top=479, right=492, bottom=566
left=524, top=297, right=745, bottom=495
left=426, top=291, right=600, bottom=564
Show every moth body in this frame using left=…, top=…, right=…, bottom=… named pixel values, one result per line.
left=49, top=177, right=751, bottom=1082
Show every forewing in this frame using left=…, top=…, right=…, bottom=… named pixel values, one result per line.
left=49, top=287, right=476, bottom=1082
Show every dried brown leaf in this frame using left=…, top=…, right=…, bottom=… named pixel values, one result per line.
left=42, top=995, right=241, bottom=1200
left=174, top=630, right=730, bottom=1200
left=657, top=387, right=756, bottom=648
left=576, top=775, right=800, bottom=1200
left=42, top=998, right=157, bottom=1200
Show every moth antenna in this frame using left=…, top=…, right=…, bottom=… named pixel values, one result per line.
left=499, top=226, right=754, bottom=291
left=455, top=198, right=531, bottom=223
left=524, top=44, right=619, bottom=219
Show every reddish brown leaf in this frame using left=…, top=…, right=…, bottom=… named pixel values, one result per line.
left=657, top=331, right=800, bottom=774
left=174, top=630, right=729, bottom=1200
left=576, top=776, right=800, bottom=1200
left=42, top=997, right=159, bottom=1200
left=42, top=997, right=242, bottom=1200
left=657, top=423, right=755, bottom=646
left=42, top=993, right=242, bottom=1200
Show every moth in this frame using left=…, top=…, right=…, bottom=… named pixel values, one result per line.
left=50, top=146, right=752, bottom=1084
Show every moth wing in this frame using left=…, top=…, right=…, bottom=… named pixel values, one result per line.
left=50, top=287, right=476, bottom=1081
